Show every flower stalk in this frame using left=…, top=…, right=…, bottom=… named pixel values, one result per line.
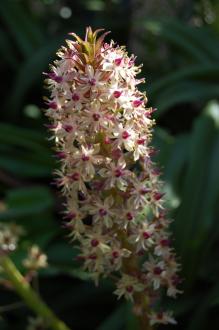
left=119, top=229, right=152, bottom=329
left=0, top=254, right=71, bottom=330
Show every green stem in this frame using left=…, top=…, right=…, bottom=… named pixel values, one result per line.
left=0, top=255, right=71, bottom=330
left=117, top=229, right=153, bottom=330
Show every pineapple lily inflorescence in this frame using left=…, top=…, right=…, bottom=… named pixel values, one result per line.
left=44, top=27, right=181, bottom=328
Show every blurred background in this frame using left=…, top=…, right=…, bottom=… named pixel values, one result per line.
left=0, top=0, right=219, bottom=329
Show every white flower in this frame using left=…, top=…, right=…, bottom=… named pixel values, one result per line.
left=116, top=201, right=138, bottom=229
left=72, top=144, right=102, bottom=181
left=128, top=222, right=155, bottom=252
left=129, top=179, right=151, bottom=209
left=99, top=157, right=131, bottom=191
left=65, top=86, right=84, bottom=111
left=154, top=236, right=172, bottom=257
left=0, top=223, right=24, bottom=252
left=87, top=195, right=114, bottom=228
left=149, top=311, right=177, bottom=326
left=112, top=123, right=136, bottom=151
left=106, top=242, right=131, bottom=271
left=82, top=101, right=110, bottom=132
left=79, top=64, right=106, bottom=93
left=114, top=274, right=144, bottom=301
left=23, top=246, right=47, bottom=270
left=144, top=257, right=165, bottom=290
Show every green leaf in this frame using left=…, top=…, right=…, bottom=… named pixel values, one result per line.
left=0, top=318, right=7, bottom=330
left=0, top=124, right=49, bottom=153
left=149, top=64, right=219, bottom=100
left=0, top=186, right=54, bottom=219
left=0, top=1, right=44, bottom=58
left=44, top=241, right=90, bottom=279
left=0, top=28, right=18, bottom=68
left=164, top=134, right=190, bottom=195
left=143, top=19, right=219, bottom=116
left=0, top=153, right=52, bottom=178
left=154, top=81, right=219, bottom=116
left=187, top=282, right=219, bottom=330
left=6, top=37, right=64, bottom=116
left=144, top=19, right=211, bottom=63
left=0, top=186, right=58, bottom=247
left=173, top=103, right=218, bottom=282
left=186, top=102, right=219, bottom=262
left=166, top=294, right=201, bottom=317
left=173, top=23, right=219, bottom=62
left=153, top=127, right=174, bottom=165
left=0, top=124, right=53, bottom=178
left=97, top=304, right=125, bottom=330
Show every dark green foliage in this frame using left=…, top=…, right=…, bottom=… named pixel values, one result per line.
left=0, top=1, right=219, bottom=329
left=144, top=19, right=219, bottom=116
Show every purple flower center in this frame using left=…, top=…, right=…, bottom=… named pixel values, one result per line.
left=55, top=76, right=63, bottom=83
left=133, top=100, right=143, bottom=107
left=91, top=239, right=99, bottom=247
left=70, top=172, right=80, bottom=181
left=143, top=231, right=150, bottom=239
left=126, top=212, right=133, bottom=221
left=63, top=124, right=73, bottom=133
left=72, top=93, right=80, bottom=101
left=114, top=169, right=122, bottom=177
left=48, top=101, right=57, bottom=109
left=89, top=78, right=96, bottom=86
left=153, top=266, right=162, bottom=275
left=113, top=90, right=122, bottom=98
left=137, top=138, right=145, bottom=145
left=160, top=239, right=170, bottom=247
left=99, top=208, right=107, bottom=216
left=48, top=72, right=63, bottom=83
left=152, top=168, right=161, bottom=176
left=89, top=254, right=97, bottom=260
left=114, top=58, right=122, bottom=66
left=65, top=212, right=76, bottom=220
left=93, top=113, right=100, bottom=121
left=154, top=192, right=164, bottom=201
left=122, top=131, right=130, bottom=139
left=112, top=251, right=119, bottom=258
left=56, top=151, right=66, bottom=159
left=82, top=155, right=90, bottom=161
left=126, top=285, right=133, bottom=293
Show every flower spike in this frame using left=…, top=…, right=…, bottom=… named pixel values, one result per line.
left=44, top=27, right=181, bottom=328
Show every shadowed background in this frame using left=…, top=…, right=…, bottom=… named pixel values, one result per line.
left=0, top=0, right=219, bottom=329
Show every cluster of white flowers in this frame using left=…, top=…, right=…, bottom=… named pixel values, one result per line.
left=0, top=223, right=24, bottom=253
left=23, top=245, right=48, bottom=271
left=44, top=27, right=181, bottom=326
left=0, top=222, right=47, bottom=285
